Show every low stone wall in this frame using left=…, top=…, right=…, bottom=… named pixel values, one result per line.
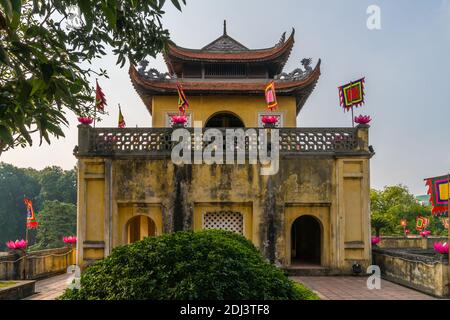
left=373, top=248, right=449, bottom=298
left=0, top=281, right=35, bottom=300
left=0, top=247, right=76, bottom=280
left=378, top=236, right=447, bottom=250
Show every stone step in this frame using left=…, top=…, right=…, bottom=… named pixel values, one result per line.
left=284, top=267, right=337, bottom=276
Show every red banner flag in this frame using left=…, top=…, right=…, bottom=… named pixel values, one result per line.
left=177, top=83, right=189, bottom=115
left=338, top=78, right=365, bottom=111
left=118, top=104, right=125, bottom=128
left=425, top=175, right=450, bottom=216
left=265, top=81, right=278, bottom=111
left=96, top=79, right=107, bottom=111
left=24, top=198, right=38, bottom=229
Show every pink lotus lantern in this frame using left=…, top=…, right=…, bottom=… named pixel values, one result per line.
left=261, top=115, right=278, bottom=124
left=371, top=236, right=381, bottom=246
left=354, top=115, right=371, bottom=125
left=433, top=242, right=449, bottom=254
left=419, top=230, right=431, bottom=237
left=171, top=115, right=187, bottom=128
left=6, top=239, right=28, bottom=250
left=405, top=229, right=410, bottom=235
left=63, top=236, right=77, bottom=245
left=78, top=117, right=93, bottom=125
left=261, top=115, right=278, bottom=128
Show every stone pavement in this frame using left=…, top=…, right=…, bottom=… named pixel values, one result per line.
left=292, top=276, right=437, bottom=300
left=23, top=273, right=438, bottom=300
left=24, top=273, right=71, bottom=300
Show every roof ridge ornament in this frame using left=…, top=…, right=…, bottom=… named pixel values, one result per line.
left=276, top=32, right=286, bottom=47
left=274, top=58, right=314, bottom=81
left=223, top=19, right=227, bottom=36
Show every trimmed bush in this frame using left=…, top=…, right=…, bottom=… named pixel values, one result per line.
left=60, top=230, right=317, bottom=300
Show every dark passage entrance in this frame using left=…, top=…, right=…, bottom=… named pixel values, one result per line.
left=291, top=215, right=321, bottom=265
left=205, top=112, right=245, bottom=128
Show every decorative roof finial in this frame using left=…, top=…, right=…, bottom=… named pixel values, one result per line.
left=223, top=19, right=227, bottom=36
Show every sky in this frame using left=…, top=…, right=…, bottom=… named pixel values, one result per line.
left=2, top=0, right=450, bottom=195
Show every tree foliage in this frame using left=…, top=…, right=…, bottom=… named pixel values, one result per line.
left=0, top=0, right=185, bottom=155
left=370, top=185, right=447, bottom=236
left=30, top=200, right=76, bottom=250
left=0, top=162, right=40, bottom=249
left=0, top=162, right=77, bottom=250
left=60, top=230, right=319, bottom=300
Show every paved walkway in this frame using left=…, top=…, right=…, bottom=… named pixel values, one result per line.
left=23, top=273, right=437, bottom=300
left=24, top=273, right=71, bottom=300
left=292, top=276, right=436, bottom=300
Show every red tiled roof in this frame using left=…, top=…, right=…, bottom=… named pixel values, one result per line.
left=165, top=32, right=294, bottom=62
left=129, top=59, right=321, bottom=115
left=163, top=30, right=295, bottom=75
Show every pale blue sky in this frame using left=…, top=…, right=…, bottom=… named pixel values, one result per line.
left=2, top=0, right=450, bottom=194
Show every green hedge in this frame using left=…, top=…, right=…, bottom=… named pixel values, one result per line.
left=60, top=230, right=318, bottom=300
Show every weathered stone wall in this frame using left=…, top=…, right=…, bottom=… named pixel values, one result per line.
left=0, top=247, right=75, bottom=280
left=77, top=152, right=371, bottom=273
left=373, top=248, right=449, bottom=298
left=378, top=236, right=448, bottom=250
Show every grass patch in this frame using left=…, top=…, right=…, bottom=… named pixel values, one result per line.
left=0, top=281, right=17, bottom=289
left=292, top=282, right=320, bottom=300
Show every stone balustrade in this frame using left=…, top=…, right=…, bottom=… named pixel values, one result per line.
left=75, top=124, right=371, bottom=158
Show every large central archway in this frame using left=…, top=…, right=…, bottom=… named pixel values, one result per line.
left=291, top=215, right=321, bottom=266
left=205, top=112, right=245, bottom=128
left=126, top=215, right=156, bottom=244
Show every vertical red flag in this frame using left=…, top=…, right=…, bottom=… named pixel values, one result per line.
left=96, top=79, right=107, bottom=111
left=177, top=83, right=189, bottom=115
left=24, top=198, right=38, bottom=229
left=265, top=81, right=278, bottom=111
left=118, top=104, right=126, bottom=128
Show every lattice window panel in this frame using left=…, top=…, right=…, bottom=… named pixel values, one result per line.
left=257, top=112, right=283, bottom=128
left=203, top=211, right=243, bottom=235
left=165, top=112, right=192, bottom=128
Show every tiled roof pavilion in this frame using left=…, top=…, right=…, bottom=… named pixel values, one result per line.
left=130, top=22, right=321, bottom=115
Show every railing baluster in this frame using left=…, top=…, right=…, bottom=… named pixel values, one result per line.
left=78, top=127, right=360, bottom=156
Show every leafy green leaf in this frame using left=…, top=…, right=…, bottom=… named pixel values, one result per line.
left=0, top=125, right=13, bottom=145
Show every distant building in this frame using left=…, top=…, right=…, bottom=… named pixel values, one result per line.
left=415, top=195, right=430, bottom=206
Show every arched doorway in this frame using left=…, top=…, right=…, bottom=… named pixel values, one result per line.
left=205, top=112, right=245, bottom=128
left=126, top=215, right=156, bottom=244
left=291, top=215, right=321, bottom=265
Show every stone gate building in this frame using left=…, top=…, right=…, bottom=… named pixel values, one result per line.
left=75, top=24, right=374, bottom=274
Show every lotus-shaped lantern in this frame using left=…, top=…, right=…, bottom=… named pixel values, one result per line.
left=261, top=115, right=278, bottom=128
left=261, top=115, right=278, bottom=124
left=78, top=117, right=93, bottom=125
left=433, top=242, right=449, bottom=254
left=63, top=236, right=77, bottom=244
left=171, top=115, right=187, bottom=128
left=420, top=230, right=431, bottom=237
left=354, top=115, right=371, bottom=125
left=371, top=236, right=381, bottom=246
left=6, top=239, right=28, bottom=250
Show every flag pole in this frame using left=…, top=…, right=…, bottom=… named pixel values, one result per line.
left=93, top=79, right=97, bottom=128
left=23, top=196, right=28, bottom=280
left=351, top=106, right=355, bottom=128
left=447, top=173, right=450, bottom=297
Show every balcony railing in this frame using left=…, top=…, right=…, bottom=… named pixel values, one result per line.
left=75, top=125, right=370, bottom=158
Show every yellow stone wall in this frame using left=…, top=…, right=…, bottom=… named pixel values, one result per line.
left=151, top=95, right=298, bottom=127
left=76, top=154, right=372, bottom=273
